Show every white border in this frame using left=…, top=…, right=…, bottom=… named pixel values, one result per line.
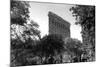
left=0, top=0, right=99, bottom=67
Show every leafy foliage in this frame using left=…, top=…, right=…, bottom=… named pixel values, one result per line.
left=36, top=34, right=64, bottom=56
left=64, top=38, right=84, bottom=62
left=11, top=21, right=40, bottom=43
left=11, top=22, right=41, bottom=66
left=11, top=0, right=30, bottom=25
left=23, top=20, right=41, bottom=40
left=70, top=5, right=95, bottom=61
left=34, top=34, right=64, bottom=64
left=10, top=0, right=41, bottom=66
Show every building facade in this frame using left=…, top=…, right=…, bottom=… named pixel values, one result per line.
left=48, top=11, right=70, bottom=39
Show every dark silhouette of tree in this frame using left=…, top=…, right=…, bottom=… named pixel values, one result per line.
left=35, top=34, right=64, bottom=64
left=70, top=5, right=95, bottom=61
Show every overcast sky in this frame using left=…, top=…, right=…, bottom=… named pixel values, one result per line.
left=29, top=1, right=82, bottom=41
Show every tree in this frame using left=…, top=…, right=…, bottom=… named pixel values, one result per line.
left=64, top=38, right=83, bottom=62
left=70, top=5, right=95, bottom=61
left=11, top=0, right=30, bottom=25
left=10, top=0, right=41, bottom=66
left=35, top=34, right=65, bottom=64
left=23, top=20, right=41, bottom=40
left=11, top=21, right=41, bottom=66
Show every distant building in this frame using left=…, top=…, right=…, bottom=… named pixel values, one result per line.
left=48, top=11, right=70, bottom=39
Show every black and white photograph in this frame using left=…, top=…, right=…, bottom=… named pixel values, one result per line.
left=10, top=0, right=95, bottom=67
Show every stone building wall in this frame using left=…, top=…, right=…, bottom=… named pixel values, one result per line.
left=48, top=11, right=70, bottom=39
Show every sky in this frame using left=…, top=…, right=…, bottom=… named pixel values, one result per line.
left=29, top=2, right=82, bottom=41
